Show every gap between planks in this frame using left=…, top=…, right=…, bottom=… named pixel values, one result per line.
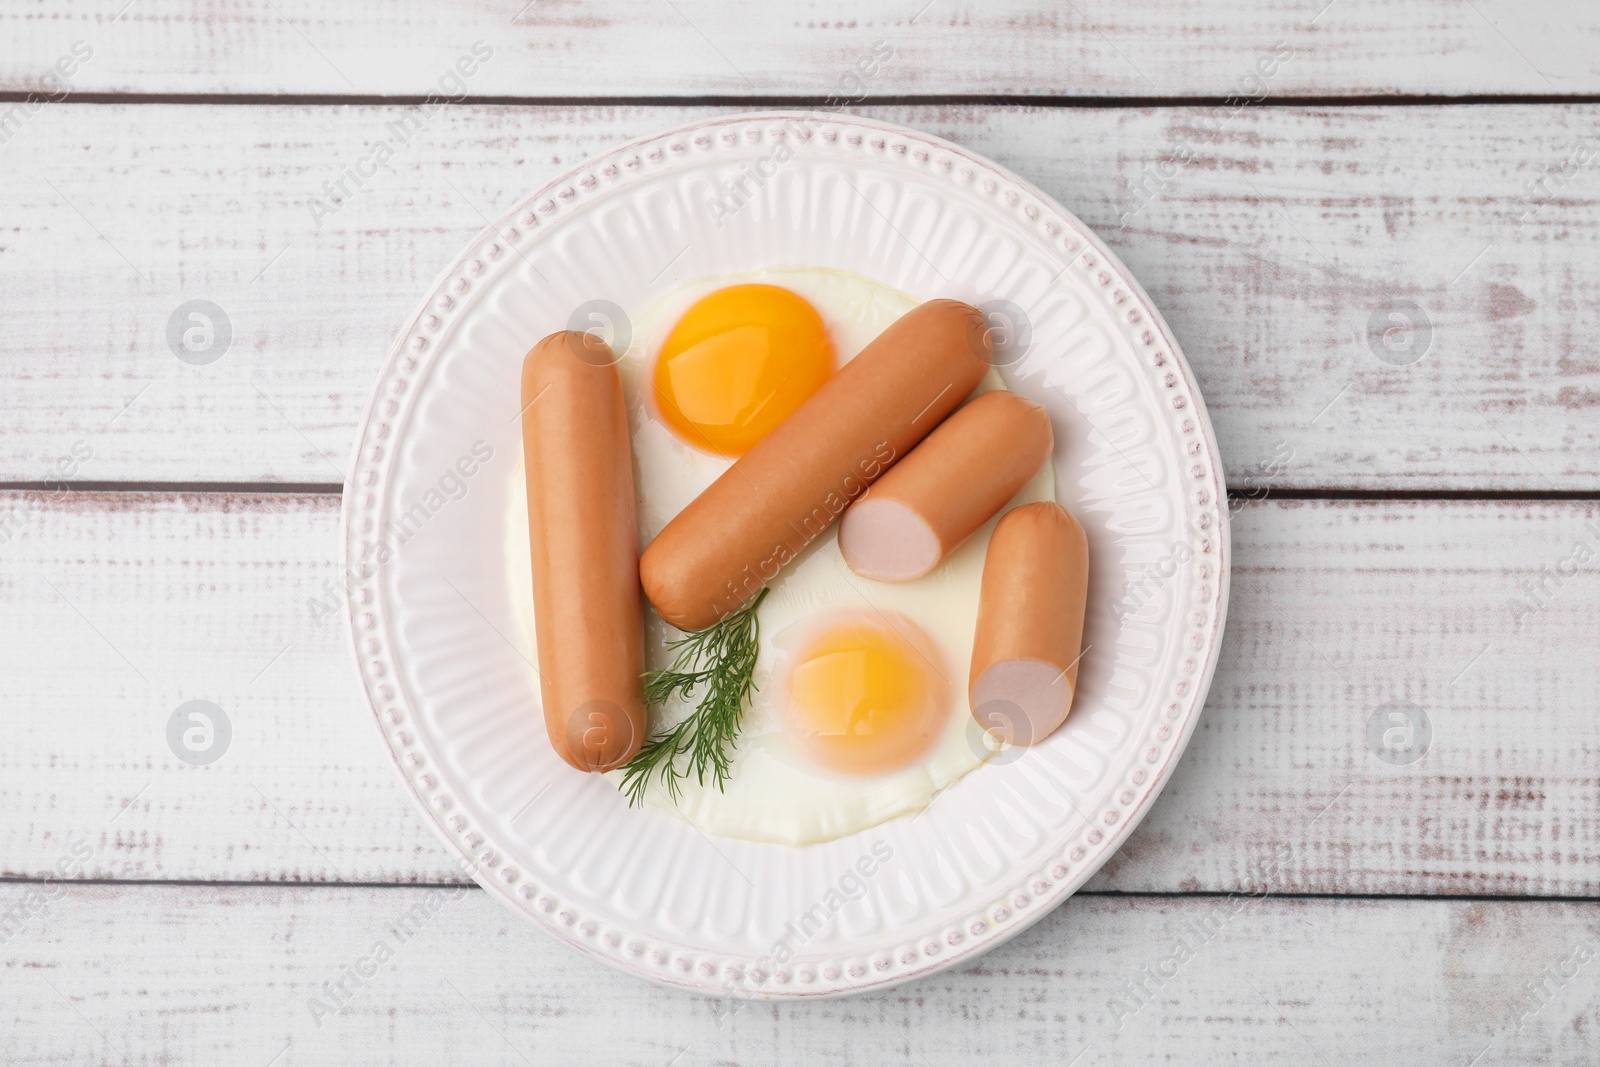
left=7, top=92, right=1600, bottom=108
left=2, top=483, right=1597, bottom=501
left=2, top=494, right=1595, bottom=892
left=7, top=103, right=1598, bottom=488
left=3, top=878, right=1600, bottom=903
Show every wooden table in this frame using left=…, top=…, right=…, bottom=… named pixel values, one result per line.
left=3, top=2, right=1598, bottom=1062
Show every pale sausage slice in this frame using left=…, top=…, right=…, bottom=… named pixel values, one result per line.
left=522, top=331, right=647, bottom=772
left=641, top=299, right=993, bottom=632
left=838, top=390, right=1052, bottom=582
left=969, top=501, right=1089, bottom=747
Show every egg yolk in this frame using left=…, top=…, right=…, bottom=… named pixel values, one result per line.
left=785, top=616, right=946, bottom=775
left=652, top=284, right=834, bottom=455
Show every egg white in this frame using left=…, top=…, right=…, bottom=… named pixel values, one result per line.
left=506, top=266, right=1056, bottom=844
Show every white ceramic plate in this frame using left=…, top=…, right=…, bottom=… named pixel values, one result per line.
left=342, top=111, right=1229, bottom=999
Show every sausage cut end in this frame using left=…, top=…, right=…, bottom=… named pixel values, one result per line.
left=967, top=501, right=1088, bottom=749
left=838, top=389, right=1052, bottom=584
left=972, top=659, right=1072, bottom=747
left=638, top=299, right=992, bottom=631
left=837, top=498, right=943, bottom=582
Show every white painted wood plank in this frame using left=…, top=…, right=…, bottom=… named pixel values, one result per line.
left=1103, top=497, right=1600, bottom=896
left=2, top=886, right=1596, bottom=1065
left=2, top=492, right=1597, bottom=894
left=0, top=491, right=453, bottom=886
left=1, top=0, right=1597, bottom=98
left=2, top=102, right=1596, bottom=489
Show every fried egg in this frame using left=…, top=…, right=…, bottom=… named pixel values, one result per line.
left=507, top=266, right=1056, bottom=844
left=652, top=283, right=834, bottom=456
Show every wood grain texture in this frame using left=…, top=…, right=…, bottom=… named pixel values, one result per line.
left=2, top=103, right=1598, bottom=489
left=1106, top=497, right=1600, bottom=897
left=2, top=6, right=1591, bottom=1060
left=2, top=491, right=1596, bottom=894
left=0, top=491, right=449, bottom=885
left=2, top=886, right=1597, bottom=1065
left=1, top=0, right=1597, bottom=98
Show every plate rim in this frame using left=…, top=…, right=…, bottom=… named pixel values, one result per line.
left=341, top=108, right=1231, bottom=999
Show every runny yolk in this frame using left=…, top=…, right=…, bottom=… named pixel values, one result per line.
left=784, top=616, right=945, bottom=775
left=652, top=284, right=834, bottom=455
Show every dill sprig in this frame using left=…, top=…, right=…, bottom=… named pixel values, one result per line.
left=621, top=588, right=770, bottom=806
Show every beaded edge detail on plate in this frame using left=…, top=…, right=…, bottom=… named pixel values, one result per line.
left=341, top=112, right=1228, bottom=998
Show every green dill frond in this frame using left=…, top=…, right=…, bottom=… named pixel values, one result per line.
left=622, top=588, right=769, bottom=806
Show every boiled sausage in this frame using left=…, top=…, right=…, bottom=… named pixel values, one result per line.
left=640, top=300, right=993, bottom=631
left=968, top=501, right=1089, bottom=747
left=522, top=330, right=647, bottom=771
left=838, top=390, right=1052, bottom=582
